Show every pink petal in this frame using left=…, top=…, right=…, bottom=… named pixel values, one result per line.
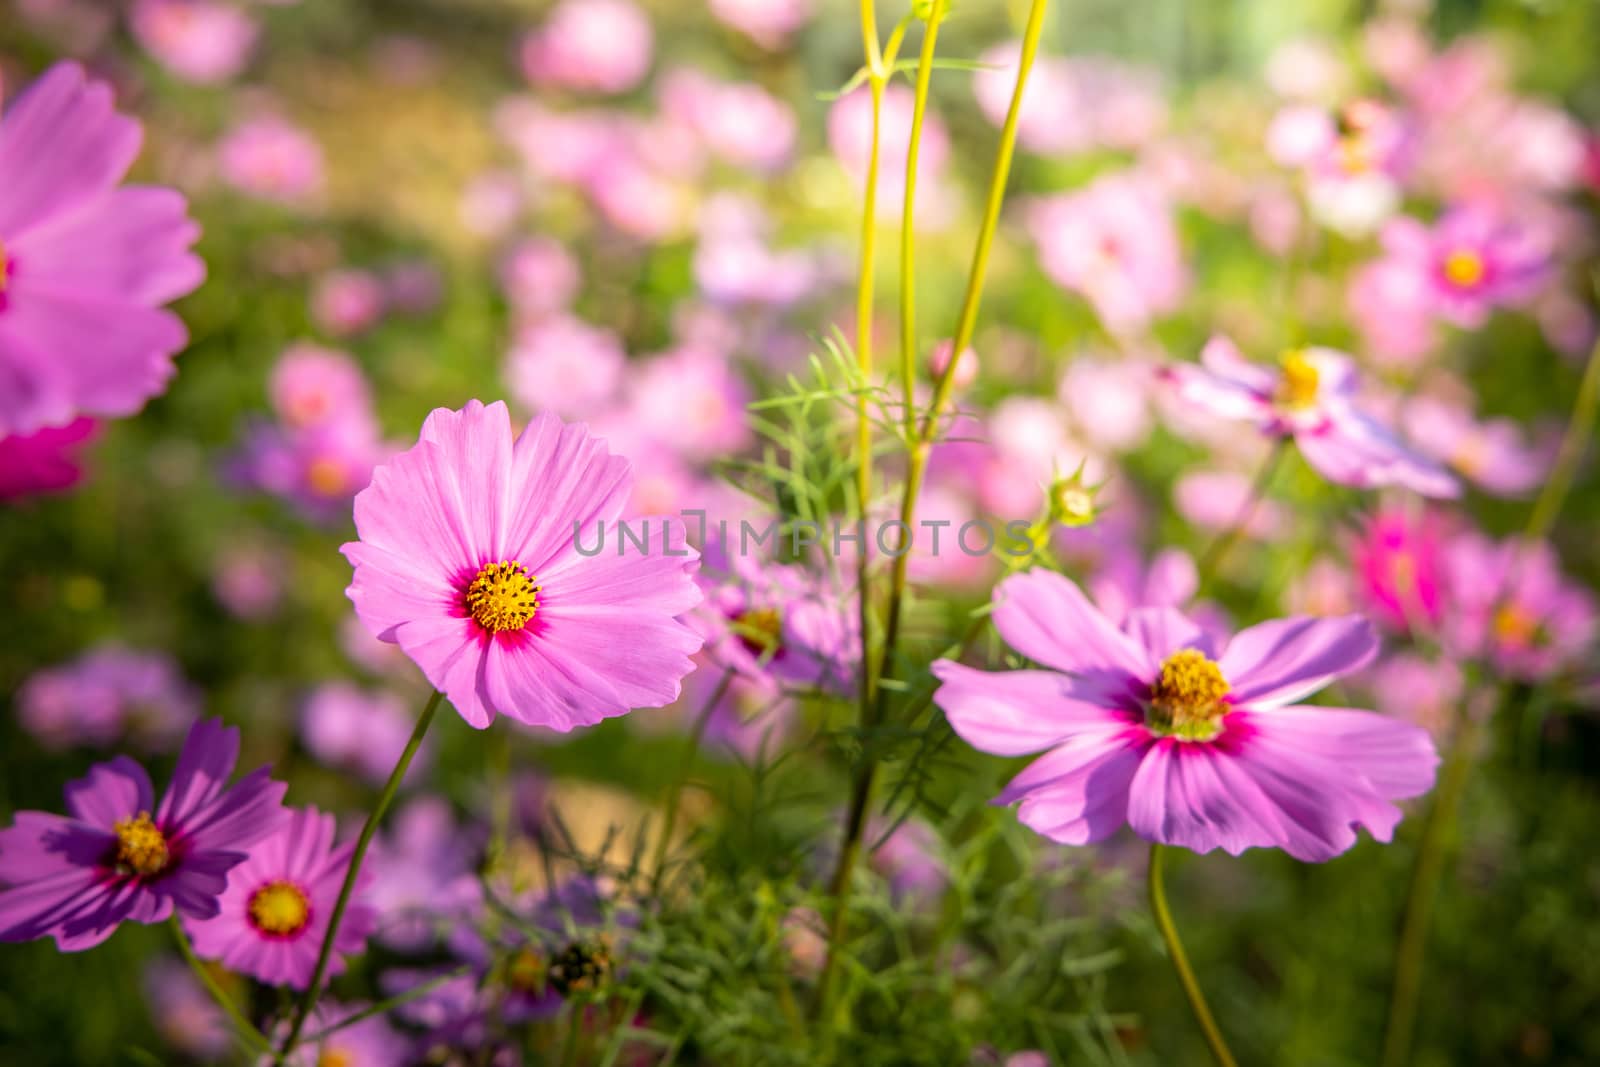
left=1122, top=607, right=1214, bottom=661
left=157, top=719, right=239, bottom=827
left=504, top=411, right=633, bottom=574
left=10, top=185, right=203, bottom=305
left=932, top=661, right=1133, bottom=757
left=991, top=569, right=1151, bottom=680
left=1219, top=614, right=1378, bottom=708
left=415, top=400, right=514, bottom=559
left=1244, top=706, right=1438, bottom=799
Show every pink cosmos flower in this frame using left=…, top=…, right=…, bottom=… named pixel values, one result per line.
left=185, top=806, right=374, bottom=989
left=662, top=71, right=796, bottom=172
left=505, top=314, right=625, bottom=420
left=311, top=269, right=386, bottom=337
left=520, top=0, right=653, bottom=96
left=622, top=345, right=752, bottom=462
left=1402, top=395, right=1548, bottom=496
left=828, top=84, right=952, bottom=228
left=1162, top=336, right=1459, bottom=497
left=708, top=0, right=812, bottom=49
left=211, top=544, right=284, bottom=620
left=974, top=46, right=1165, bottom=156
left=1375, top=208, right=1551, bottom=328
left=1441, top=534, right=1597, bottom=682
left=268, top=343, right=371, bottom=430
left=342, top=401, right=703, bottom=731
left=0, top=62, right=204, bottom=437
left=129, top=0, right=258, bottom=85
left=232, top=418, right=385, bottom=521
left=0, top=417, right=96, bottom=501
left=499, top=237, right=580, bottom=321
left=1267, top=100, right=1411, bottom=237
left=1348, top=255, right=1439, bottom=365
left=0, top=718, right=288, bottom=949
left=1028, top=173, right=1187, bottom=336
left=933, top=570, right=1439, bottom=861
left=18, top=644, right=199, bottom=752
left=216, top=115, right=325, bottom=205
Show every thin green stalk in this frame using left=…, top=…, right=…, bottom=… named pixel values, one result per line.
left=817, top=0, right=1050, bottom=1020
left=1380, top=713, right=1476, bottom=1067
left=1524, top=329, right=1600, bottom=542
left=1148, top=845, right=1239, bottom=1067
left=277, top=689, right=442, bottom=1060
left=650, top=667, right=736, bottom=890
left=1195, top=439, right=1286, bottom=591
left=168, top=915, right=272, bottom=1055
left=302, top=965, right=474, bottom=1044
left=897, top=2, right=943, bottom=445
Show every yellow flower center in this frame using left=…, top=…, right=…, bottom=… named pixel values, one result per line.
left=506, top=946, right=546, bottom=992
left=1275, top=349, right=1321, bottom=410
left=0, top=238, right=9, bottom=292
left=731, top=607, right=782, bottom=657
left=1442, top=249, right=1486, bottom=289
left=113, top=811, right=171, bottom=877
left=547, top=938, right=613, bottom=997
left=305, top=456, right=348, bottom=497
left=248, top=880, right=311, bottom=937
left=467, top=560, right=541, bottom=633
left=316, top=1048, right=353, bottom=1067
left=1146, top=649, right=1232, bottom=741
left=1492, top=605, right=1538, bottom=648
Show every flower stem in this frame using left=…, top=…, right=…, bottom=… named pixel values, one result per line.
left=1195, top=438, right=1285, bottom=591
left=168, top=914, right=272, bottom=1055
left=301, top=964, right=474, bottom=1044
left=1147, top=844, right=1239, bottom=1067
left=817, top=0, right=1050, bottom=1022
left=276, top=689, right=442, bottom=1061
left=650, top=667, right=736, bottom=891
left=1524, top=328, right=1600, bottom=542
left=1380, top=713, right=1477, bottom=1067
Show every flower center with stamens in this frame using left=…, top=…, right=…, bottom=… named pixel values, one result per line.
left=547, top=938, right=613, bottom=997
left=466, top=561, right=541, bottom=633
left=731, top=607, right=782, bottom=658
left=1492, top=604, right=1539, bottom=648
left=248, top=880, right=311, bottom=937
left=1276, top=350, right=1321, bottom=409
left=1145, top=649, right=1232, bottom=741
left=506, top=946, right=546, bottom=992
left=316, top=1048, right=353, bottom=1067
left=113, top=812, right=171, bottom=877
left=1442, top=249, right=1486, bottom=289
left=0, top=239, right=10, bottom=293
left=305, top=456, right=347, bottom=496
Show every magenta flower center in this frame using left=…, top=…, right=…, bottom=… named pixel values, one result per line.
left=1275, top=350, right=1320, bottom=410
left=1145, top=649, right=1232, bottom=741
left=466, top=560, right=542, bottom=633
left=113, top=811, right=171, bottom=877
left=248, top=879, right=311, bottom=937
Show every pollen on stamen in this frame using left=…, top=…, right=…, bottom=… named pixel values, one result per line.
left=1442, top=248, right=1486, bottom=289
left=113, top=811, right=171, bottom=877
left=1275, top=349, right=1321, bottom=410
left=466, top=560, right=542, bottom=633
left=1146, top=649, right=1232, bottom=741
left=248, top=879, right=311, bottom=937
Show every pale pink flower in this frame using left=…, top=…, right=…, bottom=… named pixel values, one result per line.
left=520, top=0, right=653, bottom=96
left=129, top=0, right=258, bottom=85
left=217, top=116, right=324, bottom=204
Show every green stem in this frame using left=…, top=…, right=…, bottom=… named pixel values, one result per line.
left=168, top=915, right=272, bottom=1055
left=1381, top=712, right=1477, bottom=1067
left=276, top=689, right=442, bottom=1060
left=1524, top=329, right=1600, bottom=542
left=301, top=965, right=474, bottom=1044
left=1195, top=439, right=1285, bottom=591
left=897, top=2, right=943, bottom=447
left=817, top=0, right=1050, bottom=1020
left=650, top=668, right=736, bottom=890
left=1147, top=845, right=1239, bottom=1067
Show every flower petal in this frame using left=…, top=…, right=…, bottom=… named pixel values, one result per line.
left=991, top=569, right=1151, bottom=681
left=1219, top=615, right=1378, bottom=708
left=932, top=661, right=1135, bottom=757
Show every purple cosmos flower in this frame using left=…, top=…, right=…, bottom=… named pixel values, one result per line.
left=0, top=718, right=288, bottom=949
left=0, top=416, right=96, bottom=501
left=342, top=400, right=703, bottom=731
left=300, top=683, right=431, bottom=787
left=17, top=643, right=200, bottom=752
left=933, top=570, right=1439, bottom=862
left=275, top=1000, right=411, bottom=1067
left=1163, top=336, right=1460, bottom=497
left=184, top=806, right=374, bottom=989
left=367, top=796, right=483, bottom=952
left=0, top=62, right=204, bottom=437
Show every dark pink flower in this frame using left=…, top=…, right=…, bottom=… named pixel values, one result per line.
left=0, top=416, right=96, bottom=501
left=0, top=719, right=288, bottom=950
